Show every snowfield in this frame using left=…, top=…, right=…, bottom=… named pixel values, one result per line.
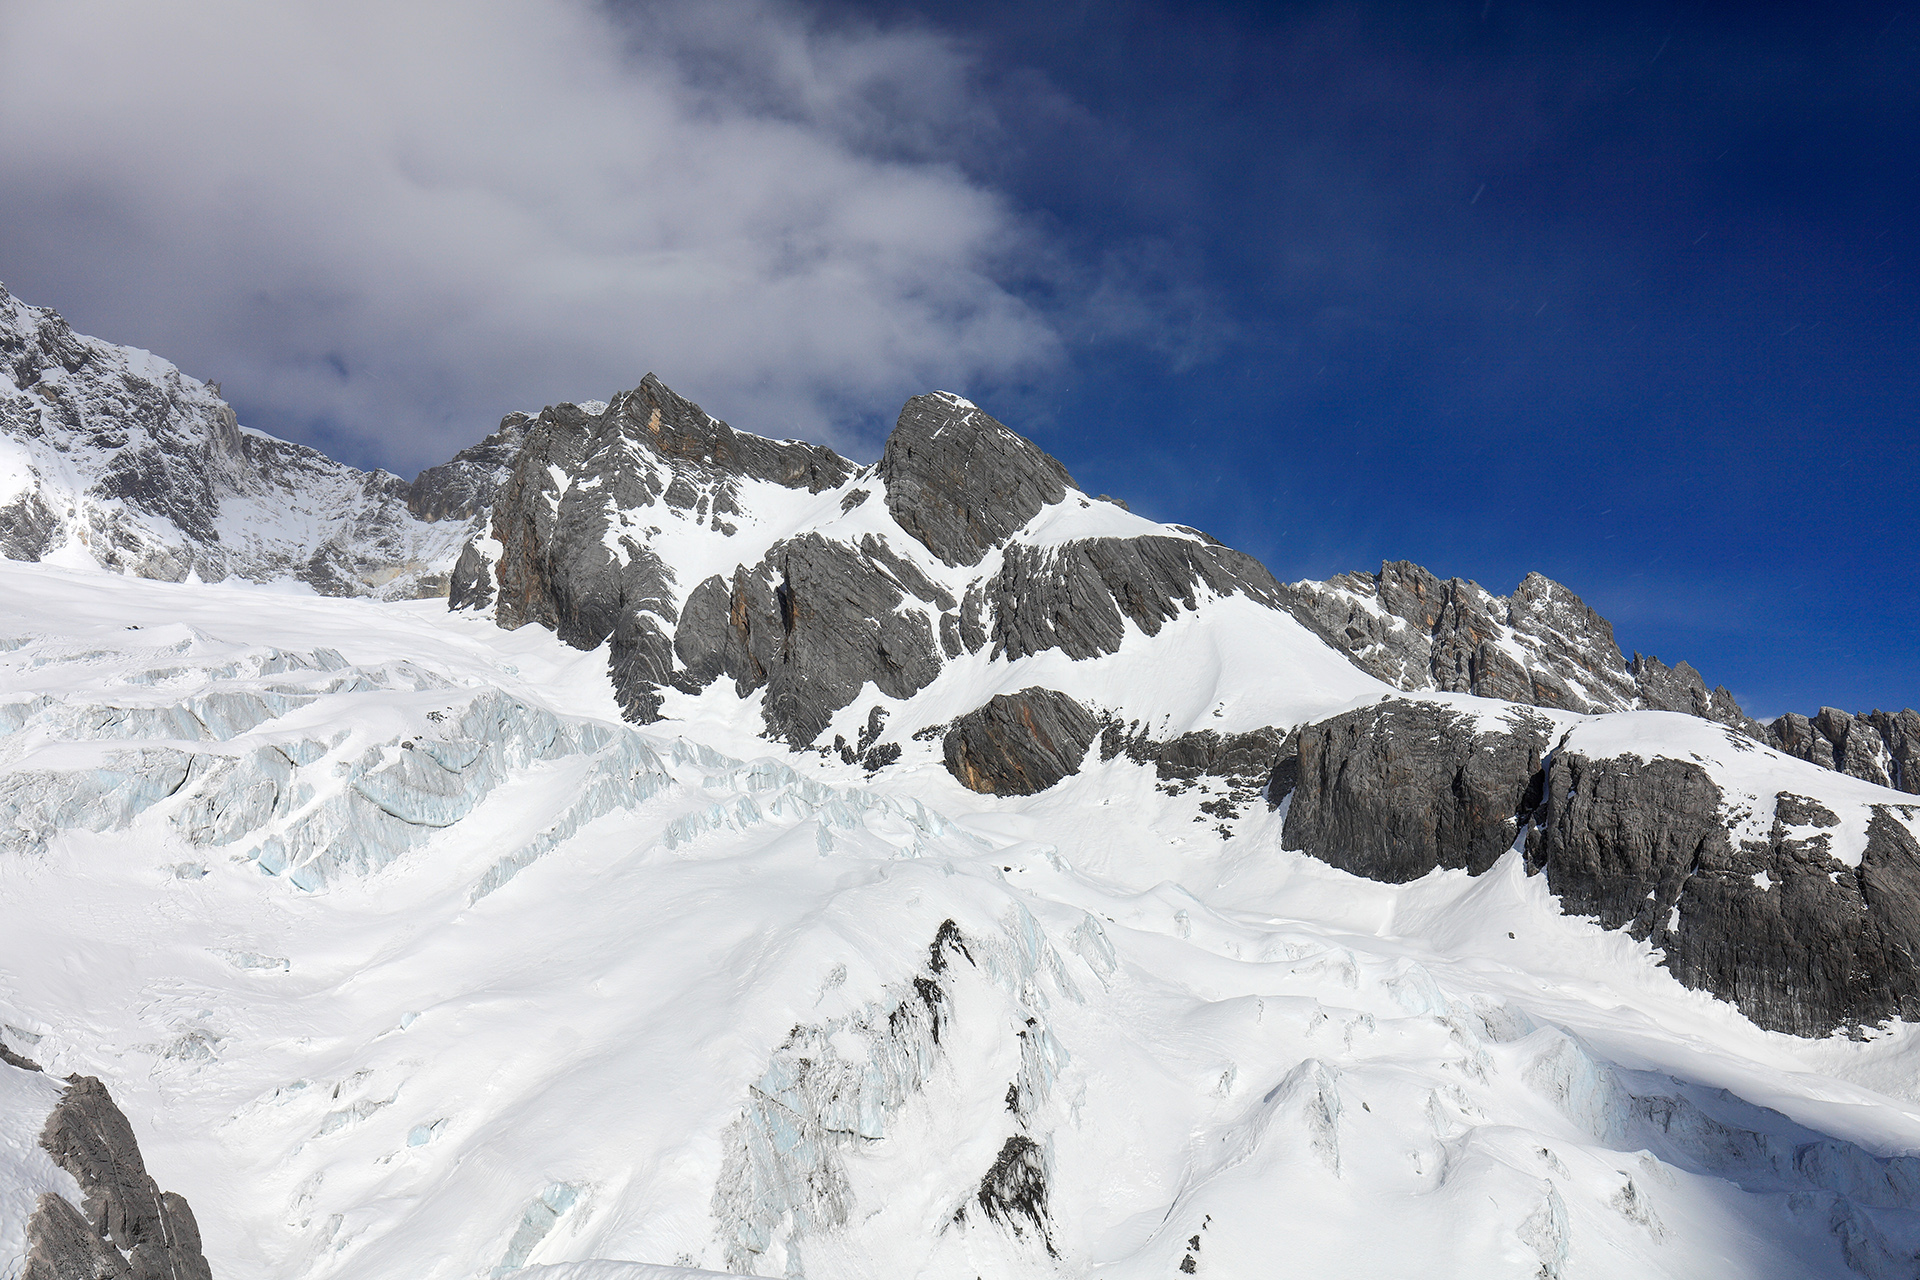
left=6, top=560, right=1920, bottom=1280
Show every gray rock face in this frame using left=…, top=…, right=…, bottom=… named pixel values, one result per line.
left=1100, top=722, right=1289, bottom=789
left=992, top=536, right=1287, bottom=662
left=943, top=689, right=1099, bottom=796
left=1098, top=722, right=1291, bottom=831
left=1626, top=652, right=1759, bottom=733
left=881, top=393, right=1073, bottom=567
left=1278, top=697, right=1920, bottom=1035
left=405, top=414, right=530, bottom=523
left=674, top=533, right=944, bottom=744
left=0, top=282, right=478, bottom=600
left=23, top=1192, right=129, bottom=1280
left=1528, top=756, right=1920, bottom=1037
left=1280, top=700, right=1553, bottom=881
left=480, top=374, right=855, bottom=724
left=29, top=1075, right=213, bottom=1280
left=1768, top=707, right=1920, bottom=795
left=1287, top=561, right=1756, bottom=727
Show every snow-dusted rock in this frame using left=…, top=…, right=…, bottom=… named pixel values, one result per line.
left=0, top=283, right=501, bottom=599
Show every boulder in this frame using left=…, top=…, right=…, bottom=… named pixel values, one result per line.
left=944, top=690, right=1099, bottom=796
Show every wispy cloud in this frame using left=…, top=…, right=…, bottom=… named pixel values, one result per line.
left=0, top=0, right=1062, bottom=470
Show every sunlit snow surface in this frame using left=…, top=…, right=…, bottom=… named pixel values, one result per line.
left=6, top=561, right=1920, bottom=1280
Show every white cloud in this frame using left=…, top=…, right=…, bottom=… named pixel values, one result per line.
left=0, top=0, right=1060, bottom=470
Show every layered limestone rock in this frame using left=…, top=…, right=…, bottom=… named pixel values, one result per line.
left=1767, top=707, right=1920, bottom=795
left=1274, top=698, right=1920, bottom=1036
left=1286, top=561, right=1755, bottom=727
left=0, top=283, right=492, bottom=599
left=991, top=535, right=1287, bottom=662
left=1280, top=700, right=1553, bottom=881
left=943, top=689, right=1099, bottom=796
left=880, top=393, right=1073, bottom=568
left=674, top=533, right=946, bottom=744
left=23, top=1072, right=213, bottom=1280
left=470, top=374, right=854, bottom=723
left=1528, top=758, right=1920, bottom=1037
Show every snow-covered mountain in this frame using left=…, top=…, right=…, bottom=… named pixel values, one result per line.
left=3, top=293, right=1920, bottom=1280
left=0, top=284, right=510, bottom=598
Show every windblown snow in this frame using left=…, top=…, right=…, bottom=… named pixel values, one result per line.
left=5, top=559, right=1920, bottom=1280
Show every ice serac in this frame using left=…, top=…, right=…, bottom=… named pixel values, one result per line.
left=27, top=1074, right=213, bottom=1280
left=879, top=392, right=1072, bottom=568
left=943, top=689, right=1099, bottom=796
left=0, top=283, right=490, bottom=599
left=1281, top=699, right=1553, bottom=881
left=1288, top=561, right=1756, bottom=729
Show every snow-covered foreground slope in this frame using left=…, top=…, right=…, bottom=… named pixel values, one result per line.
left=7, top=560, right=1920, bottom=1280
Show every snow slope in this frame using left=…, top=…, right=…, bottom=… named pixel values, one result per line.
left=6, top=559, right=1920, bottom=1279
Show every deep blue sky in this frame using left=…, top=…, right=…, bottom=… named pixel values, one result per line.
left=847, top=0, right=1918, bottom=720
left=1, top=0, right=1911, bottom=719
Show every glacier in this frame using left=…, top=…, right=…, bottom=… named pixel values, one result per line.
left=5, top=559, right=1920, bottom=1280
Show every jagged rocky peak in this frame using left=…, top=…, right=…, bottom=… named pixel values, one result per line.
left=407, top=412, right=531, bottom=523
left=880, top=391, right=1075, bottom=567
left=1288, top=559, right=1756, bottom=729
left=459, top=376, right=1309, bottom=753
left=0, top=282, right=496, bottom=599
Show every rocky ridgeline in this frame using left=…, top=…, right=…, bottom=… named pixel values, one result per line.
left=3, top=1048, right=214, bottom=1280
left=431, top=369, right=1920, bottom=1035
left=0, top=283, right=508, bottom=598
left=455, top=381, right=1284, bottom=747
left=1284, top=561, right=1755, bottom=725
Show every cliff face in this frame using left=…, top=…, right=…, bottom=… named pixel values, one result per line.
left=4, top=1052, right=213, bottom=1280
left=1273, top=697, right=1920, bottom=1035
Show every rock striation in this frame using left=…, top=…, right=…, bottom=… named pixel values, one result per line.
left=1273, top=697, right=1920, bottom=1036
left=464, top=381, right=1298, bottom=749
left=1527, top=756, right=1920, bottom=1037
left=1280, top=700, right=1553, bottom=881
left=880, top=393, right=1073, bottom=568
left=943, top=689, right=1100, bottom=796
left=1766, top=707, right=1920, bottom=795
left=24, top=1073, right=213, bottom=1280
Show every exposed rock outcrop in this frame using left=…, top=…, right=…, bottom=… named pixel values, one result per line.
left=405, top=414, right=530, bottom=523
left=881, top=392, right=1072, bottom=568
left=1768, top=707, right=1920, bottom=795
left=479, top=375, right=854, bottom=723
left=992, top=536, right=1287, bottom=662
left=674, top=534, right=944, bottom=744
left=1286, top=561, right=1754, bottom=728
left=1527, top=756, right=1920, bottom=1037
left=944, top=689, right=1099, bottom=796
left=25, top=1074, right=212, bottom=1280
left=1276, top=697, right=1920, bottom=1035
left=1280, top=700, right=1553, bottom=881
